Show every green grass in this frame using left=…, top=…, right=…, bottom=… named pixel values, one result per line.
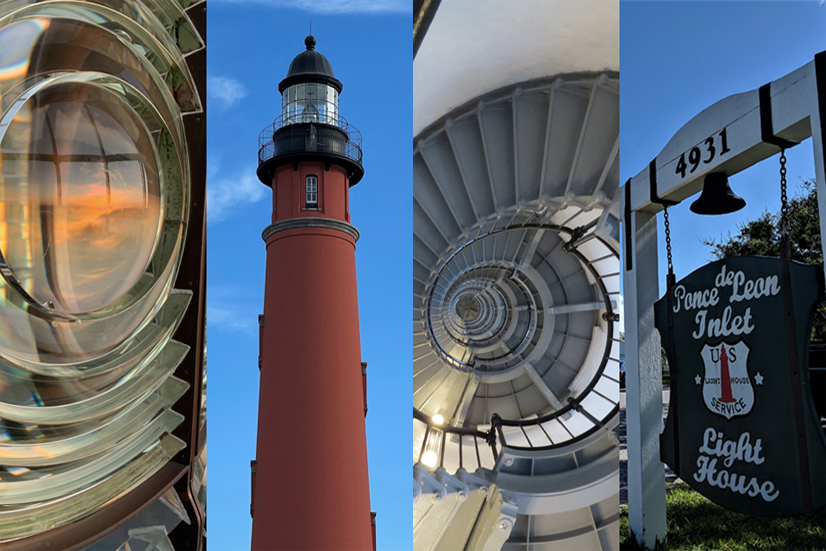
left=620, top=484, right=825, bottom=550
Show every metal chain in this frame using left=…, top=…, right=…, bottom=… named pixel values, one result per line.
left=663, top=206, right=673, bottom=276
left=779, top=150, right=789, bottom=235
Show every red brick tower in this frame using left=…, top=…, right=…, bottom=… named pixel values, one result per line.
left=250, top=35, right=372, bottom=550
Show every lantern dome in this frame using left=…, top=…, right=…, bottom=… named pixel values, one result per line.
left=279, top=35, right=343, bottom=94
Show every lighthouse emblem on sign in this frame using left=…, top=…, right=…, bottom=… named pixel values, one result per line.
left=700, top=342, right=754, bottom=419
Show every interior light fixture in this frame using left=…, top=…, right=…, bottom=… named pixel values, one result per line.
left=421, top=450, right=438, bottom=468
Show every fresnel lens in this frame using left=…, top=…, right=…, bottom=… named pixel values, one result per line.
left=0, top=0, right=205, bottom=548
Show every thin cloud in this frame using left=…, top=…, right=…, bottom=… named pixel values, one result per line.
left=207, top=305, right=255, bottom=334
left=208, top=0, right=407, bottom=14
left=207, top=163, right=265, bottom=222
left=208, top=286, right=259, bottom=334
left=207, top=75, right=248, bottom=109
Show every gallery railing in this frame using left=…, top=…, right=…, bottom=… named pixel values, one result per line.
left=257, top=113, right=362, bottom=166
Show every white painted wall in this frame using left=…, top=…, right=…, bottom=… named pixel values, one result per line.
left=414, top=0, right=619, bottom=136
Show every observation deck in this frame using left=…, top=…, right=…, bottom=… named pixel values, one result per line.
left=256, top=112, right=363, bottom=186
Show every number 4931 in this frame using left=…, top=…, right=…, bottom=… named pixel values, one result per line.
left=675, top=127, right=731, bottom=179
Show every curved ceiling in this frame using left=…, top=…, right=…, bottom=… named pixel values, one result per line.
left=414, top=0, right=619, bottom=135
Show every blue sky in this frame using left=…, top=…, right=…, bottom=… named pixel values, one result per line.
left=621, top=0, right=826, bottom=289
left=206, top=3, right=411, bottom=549
left=204, top=2, right=826, bottom=548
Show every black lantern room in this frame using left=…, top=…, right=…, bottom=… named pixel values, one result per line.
left=257, top=36, right=364, bottom=186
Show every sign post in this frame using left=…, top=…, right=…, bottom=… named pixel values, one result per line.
left=622, top=209, right=668, bottom=548
left=621, top=51, right=826, bottom=548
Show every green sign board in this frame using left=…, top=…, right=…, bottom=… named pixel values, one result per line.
left=657, top=256, right=825, bottom=515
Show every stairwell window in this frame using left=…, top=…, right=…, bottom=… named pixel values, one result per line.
left=305, top=175, right=318, bottom=209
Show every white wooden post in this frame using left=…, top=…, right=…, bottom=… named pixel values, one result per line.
left=810, top=56, right=826, bottom=285
left=622, top=209, right=667, bottom=548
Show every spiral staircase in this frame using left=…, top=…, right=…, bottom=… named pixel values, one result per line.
left=413, top=3, right=621, bottom=548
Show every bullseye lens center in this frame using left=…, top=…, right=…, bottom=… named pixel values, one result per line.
left=0, top=83, right=162, bottom=314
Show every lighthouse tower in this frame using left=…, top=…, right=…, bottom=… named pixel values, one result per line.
left=251, top=36, right=372, bottom=550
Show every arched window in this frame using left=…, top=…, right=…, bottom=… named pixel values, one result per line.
left=305, top=175, right=318, bottom=209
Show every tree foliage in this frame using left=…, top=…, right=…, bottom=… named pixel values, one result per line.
left=701, top=179, right=824, bottom=341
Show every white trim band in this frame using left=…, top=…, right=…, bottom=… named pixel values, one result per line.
left=262, top=217, right=360, bottom=242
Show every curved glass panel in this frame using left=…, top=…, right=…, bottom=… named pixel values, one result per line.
left=0, top=1, right=204, bottom=113
left=0, top=340, right=188, bottom=425
left=0, top=408, right=183, bottom=504
left=0, top=289, right=192, bottom=380
left=0, top=434, right=185, bottom=540
left=0, top=16, right=190, bottom=366
left=2, top=82, right=163, bottom=314
left=0, top=377, right=187, bottom=466
left=0, top=1, right=200, bottom=543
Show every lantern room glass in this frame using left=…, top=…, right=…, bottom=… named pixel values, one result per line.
left=281, top=83, right=338, bottom=126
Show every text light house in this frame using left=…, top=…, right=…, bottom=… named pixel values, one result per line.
left=251, top=35, right=372, bottom=550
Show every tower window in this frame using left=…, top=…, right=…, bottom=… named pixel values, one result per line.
left=305, top=175, right=318, bottom=209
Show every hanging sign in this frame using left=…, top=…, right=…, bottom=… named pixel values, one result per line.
left=657, top=256, right=826, bottom=515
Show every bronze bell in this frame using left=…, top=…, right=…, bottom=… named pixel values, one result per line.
left=690, top=172, right=746, bottom=215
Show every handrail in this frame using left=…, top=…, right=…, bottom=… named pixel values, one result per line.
left=257, top=113, right=363, bottom=167
left=415, top=399, right=620, bottom=469
left=413, top=409, right=498, bottom=472
left=424, top=224, right=619, bottom=416
left=492, top=404, right=620, bottom=452
left=417, top=222, right=621, bottom=454
left=258, top=112, right=363, bottom=145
